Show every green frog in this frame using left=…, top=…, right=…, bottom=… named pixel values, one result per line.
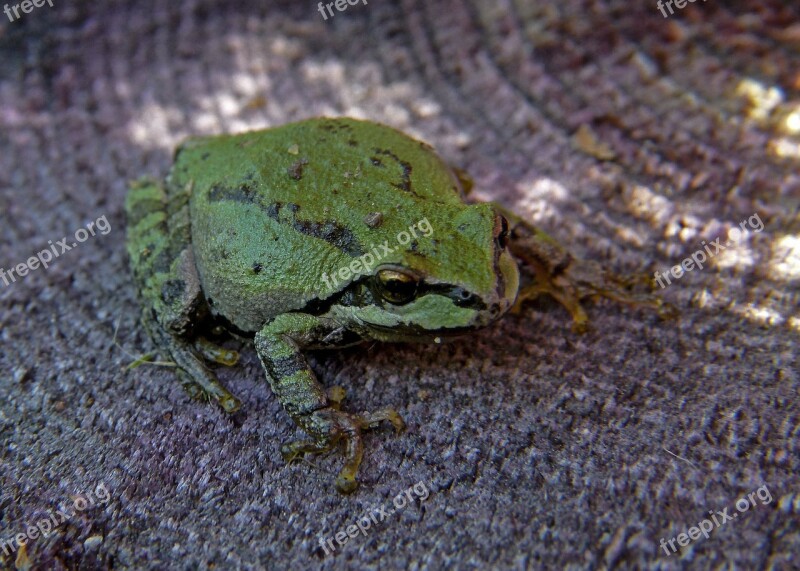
left=125, top=117, right=669, bottom=492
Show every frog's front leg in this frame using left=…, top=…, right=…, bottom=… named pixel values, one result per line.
left=495, top=204, right=676, bottom=332
left=254, top=314, right=405, bottom=494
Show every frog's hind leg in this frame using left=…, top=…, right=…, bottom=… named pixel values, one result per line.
left=126, top=178, right=242, bottom=413
left=491, top=203, right=676, bottom=332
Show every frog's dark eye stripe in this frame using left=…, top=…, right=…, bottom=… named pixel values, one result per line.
left=424, top=284, right=486, bottom=310
left=449, top=287, right=479, bottom=308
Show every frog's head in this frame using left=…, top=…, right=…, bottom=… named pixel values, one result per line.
left=331, top=203, right=519, bottom=342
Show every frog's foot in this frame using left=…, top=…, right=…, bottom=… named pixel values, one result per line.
left=510, top=282, right=589, bottom=332
left=168, top=339, right=242, bottom=413
left=508, top=228, right=675, bottom=333
left=282, top=407, right=405, bottom=494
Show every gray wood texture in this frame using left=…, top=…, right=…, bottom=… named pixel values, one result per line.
left=1, top=1, right=798, bottom=569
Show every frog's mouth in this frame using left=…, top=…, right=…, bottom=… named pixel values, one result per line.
left=360, top=320, right=487, bottom=342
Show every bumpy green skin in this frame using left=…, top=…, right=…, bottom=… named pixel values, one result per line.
left=126, top=118, right=519, bottom=493
left=171, top=117, right=516, bottom=334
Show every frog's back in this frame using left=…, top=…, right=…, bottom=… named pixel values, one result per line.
left=170, top=118, right=469, bottom=333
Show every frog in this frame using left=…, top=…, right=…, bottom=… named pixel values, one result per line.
left=125, top=117, right=671, bottom=493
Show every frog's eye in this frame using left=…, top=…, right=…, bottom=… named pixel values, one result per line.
left=376, top=269, right=418, bottom=305
left=495, top=215, right=510, bottom=249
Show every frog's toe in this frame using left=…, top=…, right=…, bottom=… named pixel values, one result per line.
left=335, top=473, right=359, bottom=494
left=181, top=374, right=241, bottom=412
left=504, top=218, right=671, bottom=328
left=356, top=407, right=406, bottom=434
left=659, top=301, right=679, bottom=320
left=280, top=439, right=332, bottom=463
left=515, top=258, right=672, bottom=331
left=193, top=337, right=240, bottom=366
left=219, top=394, right=242, bottom=413
left=177, top=369, right=242, bottom=412
left=178, top=371, right=206, bottom=401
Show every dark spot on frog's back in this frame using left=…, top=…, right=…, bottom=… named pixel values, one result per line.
left=265, top=202, right=363, bottom=256
left=287, top=158, right=309, bottom=181
left=252, top=262, right=263, bottom=274
left=265, top=202, right=282, bottom=220
left=208, top=183, right=256, bottom=203
left=293, top=219, right=363, bottom=256
left=318, top=121, right=352, bottom=133
left=374, top=148, right=413, bottom=193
